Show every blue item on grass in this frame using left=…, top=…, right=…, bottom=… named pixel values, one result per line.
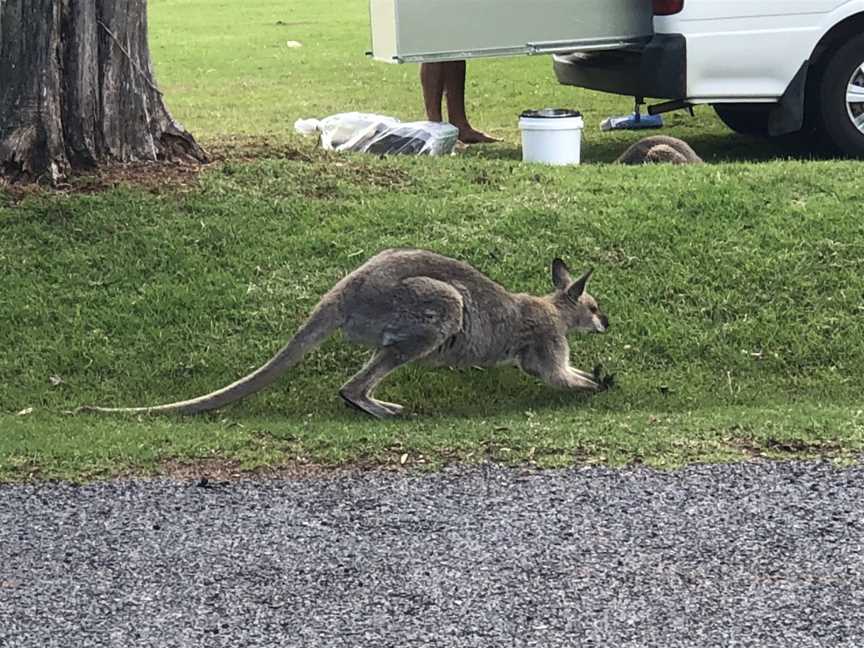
left=600, top=112, right=664, bottom=131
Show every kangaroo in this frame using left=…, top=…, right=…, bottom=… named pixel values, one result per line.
left=78, top=249, right=610, bottom=419
left=616, top=135, right=703, bottom=165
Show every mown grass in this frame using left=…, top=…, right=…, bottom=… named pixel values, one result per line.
left=145, top=0, right=801, bottom=162
left=1, top=1, right=863, bottom=481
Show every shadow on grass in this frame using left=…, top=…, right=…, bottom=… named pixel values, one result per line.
left=231, top=365, right=654, bottom=423
left=462, top=132, right=840, bottom=165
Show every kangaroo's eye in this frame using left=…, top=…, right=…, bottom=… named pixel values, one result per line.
left=588, top=305, right=598, bottom=314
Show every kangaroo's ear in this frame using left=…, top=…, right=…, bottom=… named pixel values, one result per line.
left=567, top=268, right=593, bottom=298
left=552, top=258, right=572, bottom=290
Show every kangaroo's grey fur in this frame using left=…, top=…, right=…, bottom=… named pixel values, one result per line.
left=79, top=249, right=609, bottom=419
left=616, top=136, right=703, bottom=165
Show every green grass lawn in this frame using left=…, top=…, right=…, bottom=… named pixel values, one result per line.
left=1, top=0, right=863, bottom=481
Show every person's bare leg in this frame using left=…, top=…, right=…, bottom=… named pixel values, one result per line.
left=420, top=63, right=446, bottom=122
left=443, top=60, right=498, bottom=144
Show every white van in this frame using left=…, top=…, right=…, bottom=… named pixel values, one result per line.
left=555, top=0, right=864, bottom=156
left=370, top=0, right=864, bottom=156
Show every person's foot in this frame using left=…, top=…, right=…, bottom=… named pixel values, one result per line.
left=456, top=126, right=499, bottom=144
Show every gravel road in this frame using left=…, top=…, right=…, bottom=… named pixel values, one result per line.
left=2, top=461, right=863, bottom=647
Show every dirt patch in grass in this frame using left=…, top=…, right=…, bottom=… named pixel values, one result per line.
left=156, top=455, right=418, bottom=482
left=207, top=136, right=413, bottom=191
left=729, top=436, right=843, bottom=459
left=0, top=137, right=319, bottom=204
left=71, top=161, right=205, bottom=195
left=158, top=458, right=337, bottom=481
left=0, top=137, right=415, bottom=204
left=208, top=135, right=316, bottom=162
left=342, top=161, right=411, bottom=187
left=155, top=452, right=551, bottom=483
left=761, top=438, right=843, bottom=454
left=311, top=160, right=413, bottom=196
left=1, top=160, right=205, bottom=204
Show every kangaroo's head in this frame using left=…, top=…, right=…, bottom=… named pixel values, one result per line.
left=549, top=259, right=609, bottom=333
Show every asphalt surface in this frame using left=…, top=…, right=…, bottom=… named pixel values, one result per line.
left=2, top=461, right=863, bottom=647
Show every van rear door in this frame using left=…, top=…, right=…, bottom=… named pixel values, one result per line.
left=369, top=0, right=654, bottom=63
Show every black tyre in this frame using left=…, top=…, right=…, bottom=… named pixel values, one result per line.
left=713, top=104, right=772, bottom=137
left=817, top=32, right=864, bottom=157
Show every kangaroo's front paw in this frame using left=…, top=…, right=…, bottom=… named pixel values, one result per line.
left=591, top=364, right=617, bottom=391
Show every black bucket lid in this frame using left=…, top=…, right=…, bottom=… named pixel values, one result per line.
left=520, top=108, right=582, bottom=119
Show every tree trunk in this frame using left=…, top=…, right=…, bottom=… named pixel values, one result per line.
left=0, top=0, right=207, bottom=183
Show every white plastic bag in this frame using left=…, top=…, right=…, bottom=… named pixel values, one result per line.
left=360, top=121, right=459, bottom=156
left=294, top=112, right=399, bottom=151
left=294, top=112, right=458, bottom=156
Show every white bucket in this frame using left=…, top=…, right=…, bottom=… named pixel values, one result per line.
left=519, top=109, right=584, bottom=166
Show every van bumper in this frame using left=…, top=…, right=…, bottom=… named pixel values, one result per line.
left=553, top=33, right=686, bottom=99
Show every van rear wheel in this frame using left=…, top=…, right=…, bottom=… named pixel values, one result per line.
left=713, top=104, right=772, bottom=137
left=818, top=32, right=864, bottom=158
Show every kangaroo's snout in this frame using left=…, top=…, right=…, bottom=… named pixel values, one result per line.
left=596, top=314, right=610, bottom=333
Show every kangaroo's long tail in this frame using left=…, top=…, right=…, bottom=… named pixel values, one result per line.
left=77, top=298, right=343, bottom=415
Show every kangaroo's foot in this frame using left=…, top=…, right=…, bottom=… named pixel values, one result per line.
left=547, top=367, right=601, bottom=392
left=372, top=399, right=404, bottom=415
left=340, top=390, right=403, bottom=419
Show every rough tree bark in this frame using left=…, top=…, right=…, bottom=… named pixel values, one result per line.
left=0, top=0, right=207, bottom=183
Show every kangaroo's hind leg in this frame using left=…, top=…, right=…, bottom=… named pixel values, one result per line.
left=339, top=277, right=464, bottom=419
left=339, top=348, right=412, bottom=418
